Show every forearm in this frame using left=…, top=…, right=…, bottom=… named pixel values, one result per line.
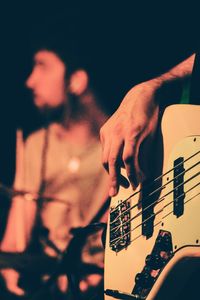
left=0, top=198, right=26, bottom=252
left=124, top=54, right=196, bottom=109
left=147, top=54, right=195, bottom=92
left=0, top=197, right=36, bottom=252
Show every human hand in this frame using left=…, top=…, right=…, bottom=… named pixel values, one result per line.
left=57, top=274, right=68, bottom=293
left=79, top=273, right=103, bottom=293
left=100, top=79, right=160, bottom=196
left=1, top=269, right=25, bottom=296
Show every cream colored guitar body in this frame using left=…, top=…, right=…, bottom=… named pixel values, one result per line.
left=104, top=105, right=200, bottom=300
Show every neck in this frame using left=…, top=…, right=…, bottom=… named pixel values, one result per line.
left=61, top=90, right=107, bottom=135
left=53, top=120, right=97, bottom=146
left=42, top=90, right=107, bottom=137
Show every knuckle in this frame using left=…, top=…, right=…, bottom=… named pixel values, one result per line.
left=109, top=156, right=118, bottom=166
left=130, top=125, right=142, bottom=137
left=113, top=123, right=123, bottom=136
left=129, top=120, right=146, bottom=136
left=122, top=148, right=133, bottom=164
left=110, top=175, right=117, bottom=183
left=110, top=175, right=117, bottom=186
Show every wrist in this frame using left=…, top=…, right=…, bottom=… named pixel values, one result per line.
left=0, top=245, right=16, bottom=252
left=0, top=241, right=24, bottom=253
left=144, top=77, right=164, bottom=91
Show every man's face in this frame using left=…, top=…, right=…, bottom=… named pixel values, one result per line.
left=26, top=50, right=67, bottom=109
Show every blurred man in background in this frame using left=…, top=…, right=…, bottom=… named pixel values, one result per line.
left=0, top=28, right=109, bottom=300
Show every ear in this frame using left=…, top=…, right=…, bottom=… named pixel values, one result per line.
left=69, top=69, right=89, bottom=95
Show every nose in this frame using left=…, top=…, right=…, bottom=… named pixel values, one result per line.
left=25, top=72, right=35, bottom=89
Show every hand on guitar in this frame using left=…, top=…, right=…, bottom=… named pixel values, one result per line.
left=100, top=79, right=160, bottom=196
left=1, top=268, right=25, bottom=296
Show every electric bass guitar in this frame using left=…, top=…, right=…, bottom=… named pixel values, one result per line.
left=104, top=105, right=200, bottom=300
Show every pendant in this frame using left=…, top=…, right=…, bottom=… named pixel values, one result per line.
left=67, top=157, right=80, bottom=173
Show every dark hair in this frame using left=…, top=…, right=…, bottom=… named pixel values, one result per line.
left=28, top=19, right=114, bottom=114
left=29, top=24, right=88, bottom=77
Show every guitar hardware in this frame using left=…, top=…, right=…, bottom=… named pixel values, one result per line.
left=110, top=199, right=131, bottom=252
left=173, top=157, right=185, bottom=217
left=133, top=230, right=173, bottom=298
left=105, top=289, right=145, bottom=299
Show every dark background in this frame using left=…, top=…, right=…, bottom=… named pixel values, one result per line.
left=0, top=1, right=197, bottom=185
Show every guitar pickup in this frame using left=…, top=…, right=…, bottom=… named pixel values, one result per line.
left=173, top=157, right=185, bottom=217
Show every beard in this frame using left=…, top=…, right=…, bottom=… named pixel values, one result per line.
left=35, top=93, right=88, bottom=127
left=36, top=102, right=66, bottom=125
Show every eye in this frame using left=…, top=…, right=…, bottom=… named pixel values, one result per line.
left=35, top=61, right=48, bottom=69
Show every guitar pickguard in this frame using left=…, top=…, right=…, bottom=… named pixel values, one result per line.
left=104, top=105, right=200, bottom=300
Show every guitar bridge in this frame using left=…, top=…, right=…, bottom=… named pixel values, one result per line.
left=109, top=199, right=131, bottom=252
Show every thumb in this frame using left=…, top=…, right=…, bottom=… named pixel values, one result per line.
left=2, top=269, right=25, bottom=296
left=7, top=283, right=25, bottom=296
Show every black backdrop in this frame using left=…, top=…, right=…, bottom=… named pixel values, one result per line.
left=0, top=1, right=197, bottom=186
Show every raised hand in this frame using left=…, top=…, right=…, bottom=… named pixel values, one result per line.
left=100, top=79, right=160, bottom=196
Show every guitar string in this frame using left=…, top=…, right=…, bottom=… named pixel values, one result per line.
left=110, top=149, right=200, bottom=215
left=110, top=173, right=200, bottom=243
left=110, top=159, right=200, bottom=226
left=110, top=170, right=200, bottom=237
left=111, top=179, right=200, bottom=244
left=133, top=189, right=200, bottom=245
left=110, top=183, right=200, bottom=247
left=113, top=190, right=200, bottom=248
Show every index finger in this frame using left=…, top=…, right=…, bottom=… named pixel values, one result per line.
left=107, top=139, right=123, bottom=197
left=122, top=136, right=139, bottom=189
